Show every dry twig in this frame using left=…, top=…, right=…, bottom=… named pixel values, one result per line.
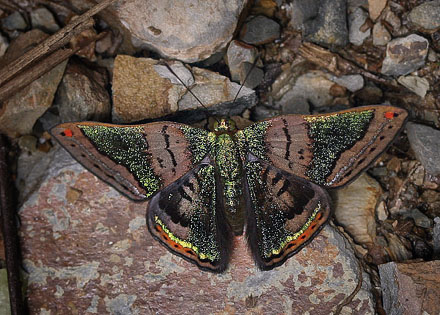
left=0, top=0, right=119, bottom=103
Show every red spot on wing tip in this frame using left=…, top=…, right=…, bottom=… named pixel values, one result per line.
left=63, top=129, right=73, bottom=137
left=385, top=111, right=396, bottom=119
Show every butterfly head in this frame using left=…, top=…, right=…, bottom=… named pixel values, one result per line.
left=213, top=118, right=237, bottom=133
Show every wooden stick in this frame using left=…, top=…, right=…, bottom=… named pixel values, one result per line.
left=0, top=31, right=106, bottom=103
left=0, top=135, right=24, bottom=315
left=0, top=0, right=119, bottom=87
left=298, top=42, right=395, bottom=87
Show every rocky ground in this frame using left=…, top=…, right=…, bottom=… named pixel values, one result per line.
left=0, top=0, right=439, bottom=314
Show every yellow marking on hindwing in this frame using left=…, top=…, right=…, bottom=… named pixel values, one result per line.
left=154, top=216, right=217, bottom=261
left=270, top=202, right=322, bottom=256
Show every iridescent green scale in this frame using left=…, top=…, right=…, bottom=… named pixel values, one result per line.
left=51, top=105, right=408, bottom=272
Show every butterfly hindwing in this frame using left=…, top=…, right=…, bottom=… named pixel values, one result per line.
left=244, top=154, right=331, bottom=270
left=147, top=156, right=232, bottom=272
left=258, top=106, right=408, bottom=188
left=50, top=121, right=210, bottom=201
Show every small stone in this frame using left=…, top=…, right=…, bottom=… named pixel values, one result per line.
left=434, top=217, right=440, bottom=258
left=0, top=33, right=8, bottom=57
left=403, top=209, right=432, bottom=228
left=288, top=0, right=319, bottom=31
left=18, top=135, right=38, bottom=153
left=348, top=7, right=371, bottom=46
left=381, top=34, right=429, bottom=76
left=382, top=7, right=403, bottom=35
left=386, top=156, right=401, bottom=174
left=379, top=261, right=440, bottom=315
left=240, top=15, right=280, bottom=45
left=116, top=0, right=247, bottom=62
left=406, top=123, right=440, bottom=176
left=372, top=22, right=391, bottom=46
left=347, top=0, right=368, bottom=12
left=428, top=48, right=438, bottom=62
left=329, top=74, right=364, bottom=92
left=397, top=75, right=429, bottom=98
left=252, top=105, right=280, bottom=121
left=408, top=1, right=440, bottom=31
left=1, top=11, right=27, bottom=31
left=278, top=71, right=336, bottom=114
left=54, top=61, right=111, bottom=123
left=354, top=83, right=383, bottom=105
left=334, top=173, right=383, bottom=247
left=303, top=0, right=349, bottom=48
left=226, top=40, right=258, bottom=82
left=31, top=7, right=60, bottom=33
left=239, top=62, right=264, bottom=89
left=376, top=201, right=388, bottom=221
left=0, top=269, right=11, bottom=315
left=368, top=0, right=387, bottom=21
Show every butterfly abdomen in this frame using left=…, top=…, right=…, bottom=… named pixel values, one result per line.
left=211, top=132, right=246, bottom=235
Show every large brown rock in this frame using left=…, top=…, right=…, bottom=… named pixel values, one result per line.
left=19, top=147, right=375, bottom=313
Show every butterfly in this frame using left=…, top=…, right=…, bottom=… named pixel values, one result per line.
left=50, top=105, right=408, bottom=273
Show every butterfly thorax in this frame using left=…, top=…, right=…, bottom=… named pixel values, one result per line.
left=210, top=119, right=245, bottom=235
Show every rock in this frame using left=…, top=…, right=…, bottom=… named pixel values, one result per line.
left=406, top=123, right=440, bottom=176
left=115, top=0, right=247, bottom=62
left=347, top=0, right=368, bottom=12
left=0, top=30, right=67, bottom=138
left=334, top=173, right=382, bottom=247
left=226, top=40, right=259, bottom=82
left=278, top=70, right=339, bottom=114
left=397, top=75, right=429, bottom=98
left=0, top=33, right=8, bottom=57
left=402, top=209, right=432, bottom=228
left=372, top=22, right=391, bottom=46
left=381, top=34, right=429, bottom=76
left=18, top=146, right=375, bottom=314
left=239, top=62, right=264, bottom=89
left=1, top=11, right=27, bottom=31
left=303, top=0, right=349, bottom=48
left=52, top=61, right=111, bottom=124
left=434, top=217, right=440, bottom=258
left=408, top=1, right=440, bottom=31
left=348, top=7, right=371, bottom=46
left=112, top=55, right=256, bottom=123
left=0, top=269, right=11, bottom=315
left=376, top=200, right=388, bottom=221
left=379, top=261, right=440, bottom=315
left=240, top=15, right=280, bottom=45
left=328, top=74, right=364, bottom=92
left=252, top=105, right=280, bottom=121
left=18, top=135, right=38, bottom=153
left=354, top=83, right=383, bottom=105
left=368, top=0, right=387, bottom=21
left=382, top=6, right=404, bottom=35
left=288, top=0, right=319, bottom=31
left=30, top=7, right=60, bottom=33
left=428, top=48, right=438, bottom=62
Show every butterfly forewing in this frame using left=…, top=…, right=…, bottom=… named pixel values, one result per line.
left=50, top=121, right=210, bottom=201
left=243, top=154, right=331, bottom=270
left=261, top=106, right=408, bottom=188
left=147, top=156, right=232, bottom=272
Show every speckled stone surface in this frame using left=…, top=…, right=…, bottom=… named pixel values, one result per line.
left=19, top=147, right=375, bottom=314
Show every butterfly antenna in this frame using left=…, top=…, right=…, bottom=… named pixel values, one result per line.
left=233, top=53, right=261, bottom=103
left=163, top=62, right=220, bottom=124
